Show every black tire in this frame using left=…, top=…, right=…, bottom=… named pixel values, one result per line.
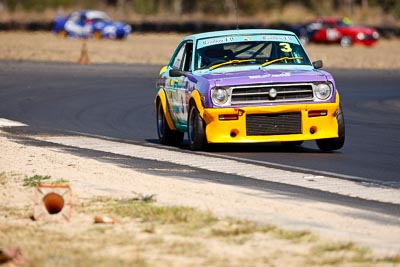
left=316, top=106, right=345, bottom=151
left=281, top=141, right=304, bottom=147
left=188, top=104, right=207, bottom=151
left=156, top=99, right=184, bottom=146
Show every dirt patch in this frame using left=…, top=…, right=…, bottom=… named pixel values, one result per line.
left=1, top=132, right=400, bottom=266
left=1, top=31, right=400, bottom=68
left=0, top=31, right=182, bottom=65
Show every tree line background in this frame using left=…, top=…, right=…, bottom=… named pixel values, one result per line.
left=1, top=0, right=399, bottom=22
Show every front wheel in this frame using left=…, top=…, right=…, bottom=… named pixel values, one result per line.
left=340, top=36, right=352, bottom=47
left=156, top=100, right=184, bottom=146
left=188, top=104, right=207, bottom=151
left=316, top=106, right=345, bottom=151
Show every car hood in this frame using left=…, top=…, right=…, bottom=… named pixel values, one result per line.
left=94, top=20, right=127, bottom=27
left=198, top=68, right=332, bottom=87
left=339, top=26, right=376, bottom=34
left=112, top=21, right=129, bottom=27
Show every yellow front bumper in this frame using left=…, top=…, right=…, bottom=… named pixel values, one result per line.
left=201, top=101, right=340, bottom=144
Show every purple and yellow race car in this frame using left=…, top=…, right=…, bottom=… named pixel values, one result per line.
left=155, top=29, right=345, bottom=151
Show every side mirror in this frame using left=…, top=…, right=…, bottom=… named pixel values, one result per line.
left=169, top=69, right=187, bottom=77
left=312, top=60, right=323, bottom=69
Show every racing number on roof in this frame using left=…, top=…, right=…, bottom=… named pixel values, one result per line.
left=279, top=43, right=292, bottom=53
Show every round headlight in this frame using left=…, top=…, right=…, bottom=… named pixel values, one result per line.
left=211, top=88, right=229, bottom=105
left=315, top=83, right=332, bottom=100
left=124, top=25, right=132, bottom=33
left=357, top=32, right=365, bottom=40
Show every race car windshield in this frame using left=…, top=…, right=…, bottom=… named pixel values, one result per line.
left=86, top=11, right=111, bottom=21
left=195, top=34, right=311, bottom=70
left=336, top=18, right=353, bottom=27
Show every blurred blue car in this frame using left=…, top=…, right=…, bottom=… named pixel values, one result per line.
left=53, top=10, right=132, bottom=39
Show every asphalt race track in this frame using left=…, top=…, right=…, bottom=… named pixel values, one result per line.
left=0, top=60, right=399, bottom=187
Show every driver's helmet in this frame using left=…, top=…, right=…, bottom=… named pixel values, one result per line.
left=201, top=45, right=234, bottom=67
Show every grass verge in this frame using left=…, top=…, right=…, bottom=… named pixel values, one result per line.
left=1, top=173, right=399, bottom=266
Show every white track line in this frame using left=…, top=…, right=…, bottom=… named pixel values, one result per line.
left=0, top=118, right=28, bottom=127
left=36, top=135, right=400, bottom=205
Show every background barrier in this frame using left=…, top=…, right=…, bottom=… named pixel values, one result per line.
left=1, top=20, right=399, bottom=38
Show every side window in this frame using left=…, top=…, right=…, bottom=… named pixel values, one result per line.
left=69, top=13, right=80, bottom=23
left=322, top=22, right=332, bottom=29
left=182, top=42, right=193, bottom=72
left=308, top=22, right=322, bottom=31
left=79, top=14, right=87, bottom=25
left=172, top=44, right=186, bottom=70
left=171, top=42, right=193, bottom=71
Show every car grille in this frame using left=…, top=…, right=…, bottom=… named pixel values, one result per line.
left=231, top=83, right=313, bottom=105
left=365, top=34, right=378, bottom=40
left=246, top=112, right=302, bottom=136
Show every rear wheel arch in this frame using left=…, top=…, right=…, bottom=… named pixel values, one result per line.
left=156, top=96, right=184, bottom=146
left=156, top=90, right=176, bottom=131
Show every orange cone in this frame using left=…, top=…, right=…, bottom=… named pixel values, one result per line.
left=78, top=40, right=90, bottom=65
left=33, top=185, right=72, bottom=221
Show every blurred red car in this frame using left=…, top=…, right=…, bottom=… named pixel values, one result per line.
left=292, top=17, right=379, bottom=47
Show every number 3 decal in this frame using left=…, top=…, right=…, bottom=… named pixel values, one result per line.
left=279, top=43, right=292, bottom=52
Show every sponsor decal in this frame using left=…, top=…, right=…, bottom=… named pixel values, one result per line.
left=201, top=38, right=226, bottom=46
left=249, top=72, right=291, bottom=79
left=198, top=34, right=299, bottom=49
left=262, top=35, right=298, bottom=44
left=157, top=76, right=167, bottom=87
